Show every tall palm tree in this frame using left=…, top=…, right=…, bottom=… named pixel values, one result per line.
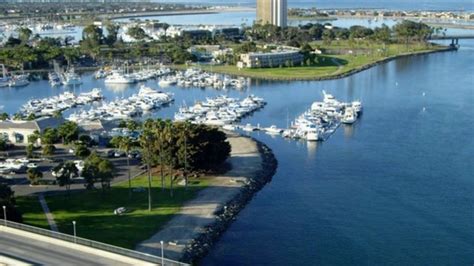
left=140, top=120, right=155, bottom=211
left=163, top=120, right=175, bottom=197
left=113, top=136, right=134, bottom=198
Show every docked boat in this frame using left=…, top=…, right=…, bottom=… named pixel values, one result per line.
left=8, top=74, right=29, bottom=87
left=306, top=125, right=321, bottom=141
left=341, top=107, right=357, bottom=124
left=104, top=71, right=136, bottom=84
left=242, top=123, right=257, bottom=132
left=62, top=69, right=82, bottom=86
left=94, top=69, right=108, bottom=79
left=265, top=125, right=283, bottom=135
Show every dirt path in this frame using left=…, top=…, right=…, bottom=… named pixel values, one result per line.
left=135, top=135, right=263, bottom=261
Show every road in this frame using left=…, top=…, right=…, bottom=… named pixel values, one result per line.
left=0, top=230, right=135, bottom=265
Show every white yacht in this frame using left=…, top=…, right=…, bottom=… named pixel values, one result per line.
left=265, top=125, right=283, bottom=135
left=105, top=71, right=136, bottom=84
left=158, top=78, right=177, bottom=87
left=306, top=125, right=321, bottom=141
left=341, top=107, right=357, bottom=124
left=8, top=74, right=29, bottom=87
left=352, top=101, right=363, bottom=114
left=62, top=69, right=82, bottom=86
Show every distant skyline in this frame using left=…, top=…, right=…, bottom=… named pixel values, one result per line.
left=152, top=0, right=474, bottom=12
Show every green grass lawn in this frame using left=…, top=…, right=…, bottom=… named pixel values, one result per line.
left=17, top=175, right=209, bottom=249
left=179, top=42, right=447, bottom=80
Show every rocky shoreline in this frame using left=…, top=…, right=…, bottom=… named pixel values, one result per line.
left=181, top=139, right=278, bottom=264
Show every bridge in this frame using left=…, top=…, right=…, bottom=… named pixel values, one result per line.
left=0, top=221, right=188, bottom=266
left=429, top=35, right=474, bottom=40
left=429, top=35, right=474, bottom=48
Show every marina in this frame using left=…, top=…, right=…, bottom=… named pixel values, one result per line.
left=19, top=89, right=103, bottom=118
left=158, top=68, right=248, bottom=90
left=67, top=86, right=173, bottom=124
left=173, top=94, right=265, bottom=125
left=0, top=2, right=473, bottom=264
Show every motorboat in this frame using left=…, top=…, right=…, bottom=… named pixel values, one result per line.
left=104, top=71, right=136, bottom=84
left=306, top=125, right=321, bottom=141
left=242, top=123, right=256, bottom=132
left=8, top=74, right=29, bottom=87
left=265, top=125, right=283, bottom=135
left=62, top=69, right=82, bottom=86
left=341, top=107, right=357, bottom=124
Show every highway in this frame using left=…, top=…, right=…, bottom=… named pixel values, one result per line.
left=0, top=230, right=142, bottom=265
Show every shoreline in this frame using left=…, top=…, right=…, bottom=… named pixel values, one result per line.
left=135, top=134, right=277, bottom=264
left=178, top=46, right=456, bottom=81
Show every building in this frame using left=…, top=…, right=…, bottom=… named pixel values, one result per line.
left=0, top=117, right=65, bottom=145
left=238, top=48, right=303, bottom=68
left=257, top=0, right=287, bottom=27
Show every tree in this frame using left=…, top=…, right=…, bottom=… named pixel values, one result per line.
left=27, top=130, right=40, bottom=146
left=393, top=20, right=432, bottom=48
left=127, top=26, right=148, bottom=40
left=0, top=184, right=23, bottom=222
left=81, top=24, right=103, bottom=59
left=140, top=119, right=155, bottom=211
left=58, top=121, right=79, bottom=144
left=42, top=144, right=56, bottom=156
left=97, top=159, right=115, bottom=191
left=18, top=27, right=33, bottom=44
left=63, top=47, right=80, bottom=65
left=374, top=24, right=392, bottom=44
left=322, top=29, right=335, bottom=46
left=27, top=168, right=43, bottom=185
left=41, top=128, right=59, bottom=145
left=110, top=136, right=134, bottom=197
left=54, top=161, right=78, bottom=194
left=75, top=144, right=91, bottom=159
left=105, top=23, right=120, bottom=46
left=26, top=144, right=34, bottom=158
left=0, top=113, right=9, bottom=121
left=0, top=139, right=8, bottom=151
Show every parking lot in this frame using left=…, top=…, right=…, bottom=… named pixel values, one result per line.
left=0, top=145, right=144, bottom=196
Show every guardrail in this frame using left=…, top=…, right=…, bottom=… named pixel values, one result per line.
left=0, top=220, right=188, bottom=266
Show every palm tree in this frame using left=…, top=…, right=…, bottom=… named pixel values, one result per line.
left=163, top=120, right=175, bottom=197
left=140, top=120, right=155, bottom=211
left=54, top=161, right=78, bottom=195
left=115, top=136, right=134, bottom=198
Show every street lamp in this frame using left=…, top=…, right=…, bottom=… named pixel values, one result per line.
left=72, top=221, right=77, bottom=243
left=160, top=240, right=164, bottom=266
left=2, top=206, right=6, bottom=226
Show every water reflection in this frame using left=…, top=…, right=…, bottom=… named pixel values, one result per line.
left=306, top=141, right=318, bottom=159
left=343, top=124, right=355, bottom=139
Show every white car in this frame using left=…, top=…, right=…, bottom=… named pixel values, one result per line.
left=27, top=163, right=38, bottom=169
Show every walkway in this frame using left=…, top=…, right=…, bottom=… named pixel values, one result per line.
left=38, top=194, right=58, bottom=232
left=331, top=57, right=344, bottom=75
left=136, top=135, right=263, bottom=261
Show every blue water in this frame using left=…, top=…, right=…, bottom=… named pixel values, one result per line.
left=155, top=0, right=474, bottom=11
left=199, top=40, right=474, bottom=265
left=1, top=39, right=473, bottom=266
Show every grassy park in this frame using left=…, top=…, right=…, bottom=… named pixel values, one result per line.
left=180, top=42, right=448, bottom=80
left=17, top=175, right=209, bottom=249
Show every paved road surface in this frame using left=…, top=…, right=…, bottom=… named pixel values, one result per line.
left=0, top=230, right=134, bottom=265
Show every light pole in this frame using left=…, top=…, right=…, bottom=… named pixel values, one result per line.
left=2, top=206, right=6, bottom=226
left=72, top=221, right=76, bottom=243
left=160, top=240, right=164, bottom=266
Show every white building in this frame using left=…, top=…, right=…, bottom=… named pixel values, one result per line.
left=0, top=117, right=65, bottom=145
